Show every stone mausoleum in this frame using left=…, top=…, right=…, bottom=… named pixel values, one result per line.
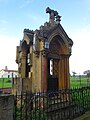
left=14, top=7, right=73, bottom=94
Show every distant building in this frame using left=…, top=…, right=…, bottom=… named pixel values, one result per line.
left=0, top=69, right=18, bottom=78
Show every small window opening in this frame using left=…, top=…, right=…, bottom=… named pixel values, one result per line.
left=50, top=59, right=53, bottom=75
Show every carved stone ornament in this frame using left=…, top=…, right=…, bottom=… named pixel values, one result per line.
left=46, top=7, right=61, bottom=25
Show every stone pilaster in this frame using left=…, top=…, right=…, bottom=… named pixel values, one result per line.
left=58, top=55, right=70, bottom=89
left=21, top=52, right=27, bottom=78
left=41, top=51, right=47, bottom=92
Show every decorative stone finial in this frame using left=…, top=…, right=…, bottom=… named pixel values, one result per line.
left=46, top=7, right=59, bottom=25
left=56, top=15, right=61, bottom=24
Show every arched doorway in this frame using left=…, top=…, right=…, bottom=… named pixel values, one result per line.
left=47, top=35, right=68, bottom=92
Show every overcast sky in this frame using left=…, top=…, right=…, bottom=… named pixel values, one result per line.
left=0, top=0, right=90, bottom=74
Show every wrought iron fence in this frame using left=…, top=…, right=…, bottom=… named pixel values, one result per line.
left=13, top=86, right=90, bottom=120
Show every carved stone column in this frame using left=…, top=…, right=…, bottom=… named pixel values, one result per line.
left=58, top=55, right=70, bottom=89
left=65, top=55, right=70, bottom=88
left=60, top=57, right=65, bottom=89
left=41, top=51, right=47, bottom=92
left=21, top=52, right=27, bottom=78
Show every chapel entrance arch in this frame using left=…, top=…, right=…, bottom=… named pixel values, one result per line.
left=47, top=35, right=68, bottom=92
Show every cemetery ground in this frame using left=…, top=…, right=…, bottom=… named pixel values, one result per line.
left=70, top=76, right=90, bottom=88
left=0, top=78, right=12, bottom=93
left=0, top=77, right=90, bottom=89
left=0, top=78, right=12, bottom=88
left=0, top=77, right=90, bottom=120
left=0, top=76, right=90, bottom=94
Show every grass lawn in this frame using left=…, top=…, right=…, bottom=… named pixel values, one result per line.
left=0, top=78, right=12, bottom=88
left=70, top=77, right=90, bottom=88
left=0, top=77, right=90, bottom=89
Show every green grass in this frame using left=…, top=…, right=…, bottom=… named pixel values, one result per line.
left=0, top=78, right=12, bottom=88
left=0, top=77, right=90, bottom=89
left=70, top=77, right=90, bottom=88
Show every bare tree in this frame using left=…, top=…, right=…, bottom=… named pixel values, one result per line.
left=83, top=70, right=90, bottom=77
left=72, top=71, right=77, bottom=77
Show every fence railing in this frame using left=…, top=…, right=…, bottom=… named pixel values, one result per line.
left=13, top=86, right=90, bottom=120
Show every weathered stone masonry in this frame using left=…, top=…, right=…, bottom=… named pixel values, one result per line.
left=13, top=7, right=73, bottom=94
left=0, top=95, right=14, bottom=120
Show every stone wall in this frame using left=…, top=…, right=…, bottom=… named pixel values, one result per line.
left=0, top=95, right=14, bottom=120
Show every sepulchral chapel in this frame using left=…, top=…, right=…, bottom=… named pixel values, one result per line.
left=14, top=7, right=73, bottom=94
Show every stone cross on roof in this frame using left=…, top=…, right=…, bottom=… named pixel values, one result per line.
left=46, top=7, right=61, bottom=25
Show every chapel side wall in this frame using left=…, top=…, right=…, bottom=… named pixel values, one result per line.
left=32, top=53, right=42, bottom=92
left=31, top=40, right=43, bottom=93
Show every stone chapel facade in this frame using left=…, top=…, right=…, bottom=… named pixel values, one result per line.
left=13, top=7, right=73, bottom=94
